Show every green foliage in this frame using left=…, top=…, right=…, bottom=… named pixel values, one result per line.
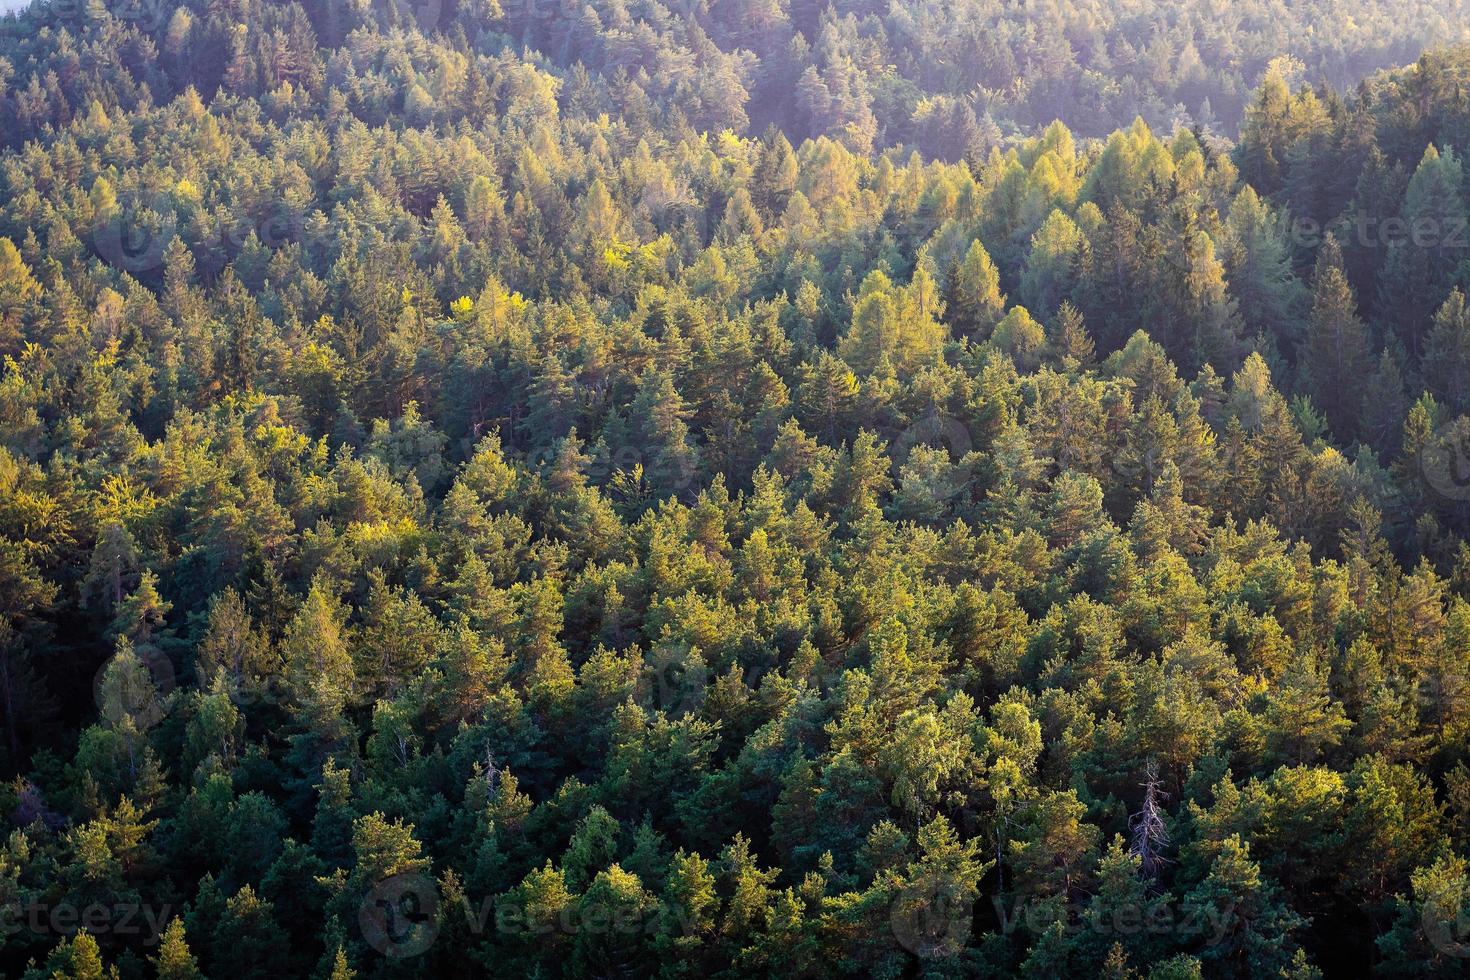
left=5, top=5, right=1470, bottom=978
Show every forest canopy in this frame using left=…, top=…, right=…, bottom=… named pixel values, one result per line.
left=4, top=0, right=1470, bottom=154
left=6, top=0, right=1470, bottom=977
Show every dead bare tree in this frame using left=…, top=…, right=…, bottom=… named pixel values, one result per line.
left=1128, top=759, right=1170, bottom=881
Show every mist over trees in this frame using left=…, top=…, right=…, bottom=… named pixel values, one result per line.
left=5, top=0, right=1470, bottom=977
left=4, top=0, right=1470, bottom=155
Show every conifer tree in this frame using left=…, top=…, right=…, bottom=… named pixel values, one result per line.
left=152, top=919, right=203, bottom=980
left=944, top=239, right=1006, bottom=337
left=1379, top=145, right=1468, bottom=358
left=1424, top=289, right=1470, bottom=416
left=1301, top=236, right=1372, bottom=440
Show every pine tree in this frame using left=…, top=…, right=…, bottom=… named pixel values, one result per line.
left=326, top=947, right=354, bottom=980
left=1049, top=301, right=1096, bottom=370
left=662, top=849, right=719, bottom=944
left=97, top=637, right=166, bottom=732
left=1361, top=347, right=1410, bottom=458
left=577, top=177, right=622, bottom=249
left=1301, top=236, right=1371, bottom=441
left=561, top=805, right=621, bottom=891
left=992, top=306, right=1047, bottom=370
left=1181, top=835, right=1307, bottom=976
left=152, top=919, right=202, bottom=980
left=195, top=588, right=273, bottom=701
left=511, top=576, right=575, bottom=709
left=279, top=578, right=354, bottom=723
left=1077, top=200, right=1147, bottom=350
left=944, top=239, right=1006, bottom=337
left=839, top=269, right=900, bottom=373
left=752, top=127, right=799, bottom=217
left=464, top=174, right=505, bottom=243
left=627, top=369, right=702, bottom=501
left=1235, top=65, right=1297, bottom=195
left=716, top=188, right=764, bottom=244
left=1377, top=854, right=1470, bottom=975
left=571, top=866, right=658, bottom=976
left=82, top=522, right=140, bottom=616
left=1021, top=209, right=1086, bottom=320
left=0, top=235, right=40, bottom=351
left=1424, top=289, right=1470, bottom=416
left=1222, top=186, right=1308, bottom=344
left=110, top=568, right=172, bottom=646
left=795, top=353, right=859, bottom=444
left=56, top=931, right=109, bottom=980
left=1153, top=205, right=1241, bottom=369
left=1379, top=145, right=1468, bottom=358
